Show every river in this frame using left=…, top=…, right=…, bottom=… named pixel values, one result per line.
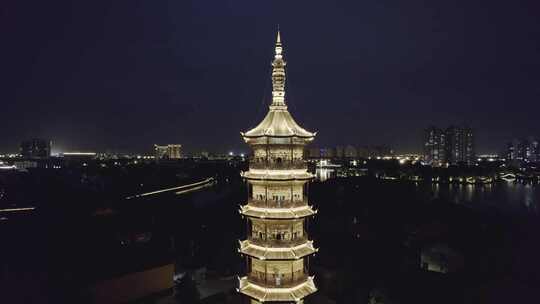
left=316, top=168, right=540, bottom=216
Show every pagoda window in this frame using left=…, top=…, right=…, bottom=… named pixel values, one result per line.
left=275, top=273, right=282, bottom=286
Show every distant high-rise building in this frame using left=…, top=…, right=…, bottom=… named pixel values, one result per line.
left=506, top=137, right=539, bottom=163
left=531, top=139, right=540, bottom=162
left=154, top=144, right=182, bottom=160
left=167, top=144, right=182, bottom=159
left=445, top=126, right=475, bottom=165
left=344, top=145, right=357, bottom=158
left=505, top=141, right=517, bottom=161
left=424, top=127, right=446, bottom=166
left=154, top=145, right=168, bottom=159
left=357, top=146, right=370, bottom=158
left=335, top=146, right=344, bottom=158
left=423, top=126, right=475, bottom=166
left=518, top=139, right=530, bottom=161
left=20, top=139, right=51, bottom=159
left=320, top=147, right=335, bottom=158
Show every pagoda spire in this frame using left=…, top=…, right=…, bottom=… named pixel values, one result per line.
left=271, top=29, right=286, bottom=108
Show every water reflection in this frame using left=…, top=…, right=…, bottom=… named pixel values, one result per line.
left=315, top=169, right=540, bottom=215
left=428, top=182, right=540, bottom=215
left=316, top=168, right=335, bottom=182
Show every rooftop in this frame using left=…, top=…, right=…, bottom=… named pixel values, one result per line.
left=239, top=240, right=317, bottom=260
left=242, top=108, right=316, bottom=138
left=241, top=170, right=314, bottom=181
left=238, top=276, right=317, bottom=302
left=239, top=205, right=317, bottom=219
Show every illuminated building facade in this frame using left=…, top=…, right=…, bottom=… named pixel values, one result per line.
left=424, top=126, right=475, bottom=166
left=506, top=137, right=540, bottom=163
left=238, top=31, right=318, bottom=303
left=445, top=126, right=475, bottom=165
left=154, top=144, right=182, bottom=160
left=424, top=127, right=446, bottom=166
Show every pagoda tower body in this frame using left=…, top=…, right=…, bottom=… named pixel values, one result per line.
left=238, top=31, right=318, bottom=304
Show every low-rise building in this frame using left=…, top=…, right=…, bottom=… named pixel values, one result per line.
left=154, top=144, right=182, bottom=160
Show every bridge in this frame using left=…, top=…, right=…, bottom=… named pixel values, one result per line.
left=125, top=177, right=216, bottom=200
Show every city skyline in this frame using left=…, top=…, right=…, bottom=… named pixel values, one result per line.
left=2, top=1, right=540, bottom=154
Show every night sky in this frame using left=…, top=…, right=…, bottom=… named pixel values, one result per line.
left=2, top=0, right=540, bottom=154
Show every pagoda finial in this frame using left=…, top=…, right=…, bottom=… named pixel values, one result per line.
left=271, top=28, right=286, bottom=108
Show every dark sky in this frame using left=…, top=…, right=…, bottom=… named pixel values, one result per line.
left=2, top=0, right=540, bottom=154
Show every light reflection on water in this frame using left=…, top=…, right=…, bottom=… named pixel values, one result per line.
left=428, top=182, right=539, bottom=215
left=316, top=168, right=335, bottom=182
left=315, top=169, right=539, bottom=215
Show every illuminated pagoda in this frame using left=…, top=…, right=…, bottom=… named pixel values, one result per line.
left=238, top=30, right=318, bottom=303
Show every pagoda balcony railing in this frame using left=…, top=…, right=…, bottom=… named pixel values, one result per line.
left=247, top=270, right=308, bottom=288
left=249, top=160, right=307, bottom=170
left=247, top=198, right=308, bottom=208
left=248, top=236, right=308, bottom=248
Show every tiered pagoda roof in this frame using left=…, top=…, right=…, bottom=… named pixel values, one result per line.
left=241, top=170, right=314, bottom=181
left=242, top=109, right=315, bottom=138
left=239, top=204, right=317, bottom=219
left=239, top=240, right=317, bottom=260
left=238, top=276, right=317, bottom=302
